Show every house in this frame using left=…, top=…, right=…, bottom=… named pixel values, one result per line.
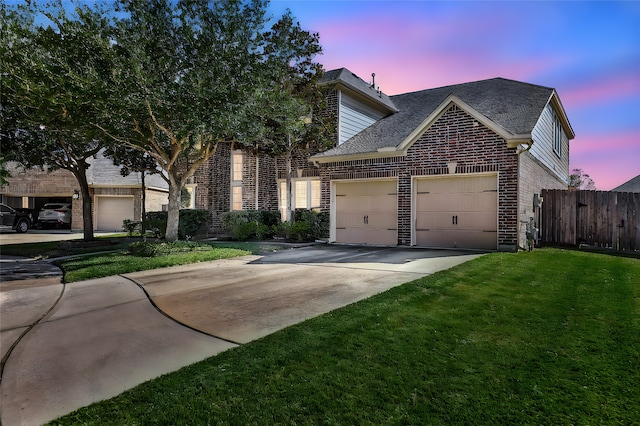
left=0, top=150, right=169, bottom=231
left=196, top=68, right=574, bottom=251
left=310, top=69, right=575, bottom=251
left=611, top=175, right=640, bottom=193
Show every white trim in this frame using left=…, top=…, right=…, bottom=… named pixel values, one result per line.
left=277, top=177, right=321, bottom=221
left=230, top=150, right=243, bottom=211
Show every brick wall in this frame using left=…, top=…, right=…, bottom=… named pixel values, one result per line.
left=518, top=151, right=567, bottom=248
left=198, top=141, right=325, bottom=234
left=1, top=165, right=77, bottom=198
left=319, top=104, right=520, bottom=250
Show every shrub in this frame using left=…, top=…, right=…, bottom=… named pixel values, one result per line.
left=144, top=211, right=168, bottom=237
left=143, top=209, right=210, bottom=239
left=220, top=210, right=281, bottom=241
left=273, top=220, right=310, bottom=242
left=128, top=241, right=213, bottom=257
left=179, top=209, right=209, bottom=239
left=122, top=219, right=141, bottom=236
left=294, top=209, right=329, bottom=240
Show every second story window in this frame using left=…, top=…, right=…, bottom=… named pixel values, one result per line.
left=553, top=113, right=563, bottom=158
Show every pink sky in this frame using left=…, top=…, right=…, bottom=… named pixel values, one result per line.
left=272, top=1, right=640, bottom=190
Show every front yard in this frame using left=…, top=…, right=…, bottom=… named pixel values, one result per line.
left=51, top=248, right=639, bottom=425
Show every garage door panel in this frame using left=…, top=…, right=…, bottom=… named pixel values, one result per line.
left=417, top=175, right=495, bottom=193
left=96, top=197, right=134, bottom=231
left=334, top=180, right=397, bottom=246
left=417, top=211, right=496, bottom=231
left=337, top=181, right=395, bottom=197
left=336, top=228, right=396, bottom=246
left=416, top=230, right=497, bottom=250
left=414, top=175, right=497, bottom=250
left=416, top=193, right=496, bottom=212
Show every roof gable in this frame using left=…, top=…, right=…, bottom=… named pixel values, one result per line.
left=312, top=77, right=573, bottom=162
left=320, top=68, right=398, bottom=113
left=612, top=175, right=640, bottom=192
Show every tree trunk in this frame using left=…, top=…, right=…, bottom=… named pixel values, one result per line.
left=286, top=150, right=294, bottom=223
left=141, top=171, right=146, bottom=234
left=166, top=175, right=181, bottom=241
left=74, top=166, right=95, bottom=241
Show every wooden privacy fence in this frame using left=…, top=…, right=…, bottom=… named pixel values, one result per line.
left=541, top=190, right=640, bottom=251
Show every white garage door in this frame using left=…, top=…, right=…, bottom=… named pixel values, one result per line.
left=96, top=196, right=135, bottom=231
left=414, top=174, right=497, bottom=250
left=334, top=180, right=397, bottom=245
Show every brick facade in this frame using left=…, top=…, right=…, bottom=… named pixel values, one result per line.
left=517, top=151, right=567, bottom=248
left=318, top=104, right=520, bottom=250
left=198, top=142, right=325, bottom=234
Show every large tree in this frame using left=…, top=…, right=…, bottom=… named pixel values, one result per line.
left=1, top=1, right=116, bottom=240
left=569, top=168, right=596, bottom=190
left=247, top=12, right=335, bottom=222
left=97, top=0, right=323, bottom=241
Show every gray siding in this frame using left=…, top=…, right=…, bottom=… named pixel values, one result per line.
left=530, top=104, right=569, bottom=184
left=338, top=92, right=387, bottom=145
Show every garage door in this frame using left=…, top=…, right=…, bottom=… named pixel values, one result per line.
left=334, top=180, right=397, bottom=245
left=414, top=174, right=497, bottom=250
left=96, top=196, right=134, bottom=231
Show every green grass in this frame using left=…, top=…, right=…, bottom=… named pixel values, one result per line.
left=0, top=236, right=130, bottom=258
left=55, top=242, right=261, bottom=283
left=51, top=249, right=640, bottom=425
left=0, top=241, right=60, bottom=257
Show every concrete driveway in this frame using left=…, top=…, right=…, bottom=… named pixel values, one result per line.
left=0, top=230, right=120, bottom=245
left=0, top=245, right=482, bottom=425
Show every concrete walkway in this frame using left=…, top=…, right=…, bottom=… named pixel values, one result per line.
left=0, top=246, right=482, bottom=425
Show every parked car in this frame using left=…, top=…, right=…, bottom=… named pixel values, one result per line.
left=37, top=202, right=72, bottom=228
left=0, top=202, right=33, bottom=233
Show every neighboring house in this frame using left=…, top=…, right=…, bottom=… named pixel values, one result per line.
left=0, top=150, right=169, bottom=231
left=611, top=175, right=640, bottom=192
left=196, top=67, right=575, bottom=251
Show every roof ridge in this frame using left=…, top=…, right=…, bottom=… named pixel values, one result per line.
left=390, top=77, right=555, bottom=99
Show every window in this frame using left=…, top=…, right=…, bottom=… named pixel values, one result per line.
left=279, top=178, right=321, bottom=220
left=232, top=152, right=243, bottom=181
left=231, top=151, right=243, bottom=211
left=553, top=113, right=563, bottom=157
left=231, top=186, right=243, bottom=211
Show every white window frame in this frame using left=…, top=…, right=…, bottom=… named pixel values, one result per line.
left=231, top=150, right=243, bottom=211
left=278, top=178, right=321, bottom=220
left=553, top=113, right=562, bottom=158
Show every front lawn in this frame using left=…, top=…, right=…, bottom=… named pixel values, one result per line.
left=52, top=249, right=640, bottom=424
left=55, top=241, right=276, bottom=283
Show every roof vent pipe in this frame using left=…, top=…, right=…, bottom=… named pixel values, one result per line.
left=371, top=73, right=375, bottom=88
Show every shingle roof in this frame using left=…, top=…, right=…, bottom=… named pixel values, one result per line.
left=320, top=67, right=398, bottom=113
left=313, top=77, right=557, bottom=159
left=611, top=175, right=640, bottom=192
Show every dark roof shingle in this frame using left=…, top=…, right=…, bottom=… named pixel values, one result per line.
left=611, top=175, right=640, bottom=192
left=320, top=67, right=398, bottom=113
left=314, top=77, right=556, bottom=158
